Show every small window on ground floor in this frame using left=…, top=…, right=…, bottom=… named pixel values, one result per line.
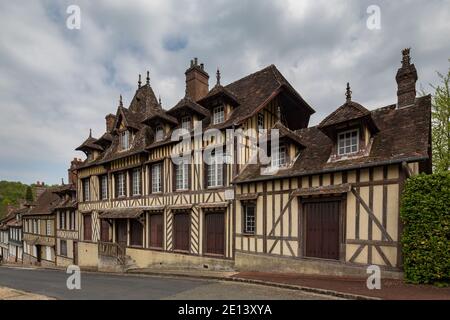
left=60, top=240, right=67, bottom=257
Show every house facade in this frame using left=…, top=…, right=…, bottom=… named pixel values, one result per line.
left=22, top=188, right=59, bottom=266
left=0, top=206, right=28, bottom=263
left=73, top=49, right=431, bottom=275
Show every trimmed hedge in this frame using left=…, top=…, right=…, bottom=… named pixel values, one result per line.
left=400, top=172, right=450, bottom=285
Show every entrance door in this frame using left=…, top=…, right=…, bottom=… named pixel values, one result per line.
left=36, top=245, right=41, bottom=262
left=116, top=220, right=128, bottom=247
left=304, top=201, right=340, bottom=260
left=205, top=212, right=225, bottom=256
left=149, top=214, right=163, bottom=249
left=173, top=213, right=190, bottom=251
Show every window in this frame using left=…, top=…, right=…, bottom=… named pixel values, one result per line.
left=116, top=172, right=126, bottom=198
left=46, top=220, right=52, bottom=236
left=212, top=105, right=224, bottom=124
left=87, top=152, right=94, bottom=161
left=60, top=240, right=67, bottom=257
left=271, top=144, right=287, bottom=168
left=181, top=116, right=191, bottom=131
left=207, top=151, right=223, bottom=187
left=151, top=163, right=162, bottom=193
left=258, top=113, right=264, bottom=130
left=130, top=219, right=143, bottom=246
left=338, top=129, right=359, bottom=155
left=82, top=178, right=90, bottom=202
left=243, top=204, right=256, bottom=234
left=120, top=130, right=130, bottom=150
left=155, top=126, right=164, bottom=141
left=83, top=214, right=92, bottom=241
left=60, top=212, right=65, bottom=229
left=131, top=168, right=141, bottom=196
left=175, top=162, right=189, bottom=190
left=100, top=175, right=108, bottom=200
left=70, top=211, right=76, bottom=230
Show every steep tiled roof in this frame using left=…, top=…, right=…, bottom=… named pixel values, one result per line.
left=23, top=188, right=61, bottom=216
left=234, top=95, right=431, bottom=183
left=318, top=101, right=370, bottom=128
left=168, top=96, right=210, bottom=118
left=75, top=134, right=103, bottom=152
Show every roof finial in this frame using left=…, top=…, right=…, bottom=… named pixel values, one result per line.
left=401, top=48, right=411, bottom=67
left=89, top=128, right=92, bottom=137
left=138, top=74, right=142, bottom=88
left=61, top=178, right=64, bottom=185
left=146, top=70, right=150, bottom=85
left=159, top=95, right=162, bottom=106
left=119, top=94, right=123, bottom=107
left=216, top=68, right=221, bottom=86
left=345, top=82, right=352, bottom=102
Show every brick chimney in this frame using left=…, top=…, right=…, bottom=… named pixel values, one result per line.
left=68, top=158, right=83, bottom=186
left=34, top=181, right=47, bottom=199
left=105, top=114, right=116, bottom=133
left=396, top=48, right=418, bottom=108
left=185, top=58, right=209, bottom=101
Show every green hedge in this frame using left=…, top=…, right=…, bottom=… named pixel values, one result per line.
left=400, top=172, right=450, bottom=285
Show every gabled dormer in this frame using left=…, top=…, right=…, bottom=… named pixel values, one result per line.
left=167, top=95, right=210, bottom=132
left=318, top=83, right=379, bottom=162
left=198, top=69, right=239, bottom=126
left=259, top=122, right=305, bottom=174
left=142, top=99, right=179, bottom=143
left=75, top=129, right=103, bottom=161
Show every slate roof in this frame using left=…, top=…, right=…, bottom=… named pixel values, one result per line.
left=75, top=135, right=103, bottom=152
left=318, top=101, right=370, bottom=128
left=168, top=96, right=210, bottom=118
left=234, top=95, right=432, bottom=183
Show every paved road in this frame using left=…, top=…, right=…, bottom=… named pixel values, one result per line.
left=0, top=266, right=334, bottom=300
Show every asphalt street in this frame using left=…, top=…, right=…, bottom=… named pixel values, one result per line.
left=0, top=266, right=334, bottom=300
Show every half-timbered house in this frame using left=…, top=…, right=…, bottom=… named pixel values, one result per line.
left=22, top=188, right=59, bottom=266
left=74, top=49, right=431, bottom=275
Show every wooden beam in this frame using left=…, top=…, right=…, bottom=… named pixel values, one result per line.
left=351, top=187, right=393, bottom=242
left=268, top=192, right=295, bottom=236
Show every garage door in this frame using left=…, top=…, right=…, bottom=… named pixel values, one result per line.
left=304, top=201, right=340, bottom=260
left=205, top=212, right=225, bottom=256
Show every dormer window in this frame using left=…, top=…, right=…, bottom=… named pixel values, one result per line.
left=181, top=116, right=191, bottom=131
left=155, top=126, right=164, bottom=141
left=120, top=130, right=130, bottom=150
left=87, top=152, right=94, bottom=161
left=212, top=105, right=224, bottom=124
left=258, top=113, right=264, bottom=130
left=271, top=144, right=287, bottom=168
left=338, top=129, right=359, bottom=155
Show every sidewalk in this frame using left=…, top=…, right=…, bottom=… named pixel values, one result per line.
left=232, top=271, right=450, bottom=300
left=0, top=286, right=53, bottom=300
left=129, top=268, right=450, bottom=300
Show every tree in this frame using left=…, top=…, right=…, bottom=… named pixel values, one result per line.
left=430, top=61, right=450, bottom=172
left=25, top=186, right=33, bottom=202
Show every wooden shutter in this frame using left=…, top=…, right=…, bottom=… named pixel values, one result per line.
left=130, top=219, right=143, bottom=246
left=100, top=220, right=110, bottom=242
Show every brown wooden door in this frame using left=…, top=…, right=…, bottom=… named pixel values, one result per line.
left=83, top=214, right=92, bottom=241
left=116, top=220, right=128, bottom=247
left=149, top=214, right=163, bottom=248
left=205, top=212, right=225, bottom=256
left=173, top=213, right=190, bottom=251
left=100, top=220, right=110, bottom=242
left=304, top=201, right=340, bottom=260
left=73, top=241, right=78, bottom=265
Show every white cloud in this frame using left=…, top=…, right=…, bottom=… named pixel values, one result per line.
left=0, top=0, right=449, bottom=184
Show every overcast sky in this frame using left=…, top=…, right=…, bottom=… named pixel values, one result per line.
left=0, top=0, right=449, bottom=185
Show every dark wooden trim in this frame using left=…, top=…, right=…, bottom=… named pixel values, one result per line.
left=382, top=166, right=388, bottom=241
left=351, top=187, right=393, bottom=242
left=374, top=245, right=393, bottom=267
left=346, top=239, right=396, bottom=247
left=349, top=244, right=365, bottom=263
left=355, top=169, right=360, bottom=240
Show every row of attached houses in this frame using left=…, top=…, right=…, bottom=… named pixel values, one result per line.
left=3, top=49, right=432, bottom=277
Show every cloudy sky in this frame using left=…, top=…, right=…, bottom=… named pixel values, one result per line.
left=0, top=0, right=449, bottom=185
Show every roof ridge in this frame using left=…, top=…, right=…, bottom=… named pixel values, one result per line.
left=224, top=64, right=275, bottom=89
